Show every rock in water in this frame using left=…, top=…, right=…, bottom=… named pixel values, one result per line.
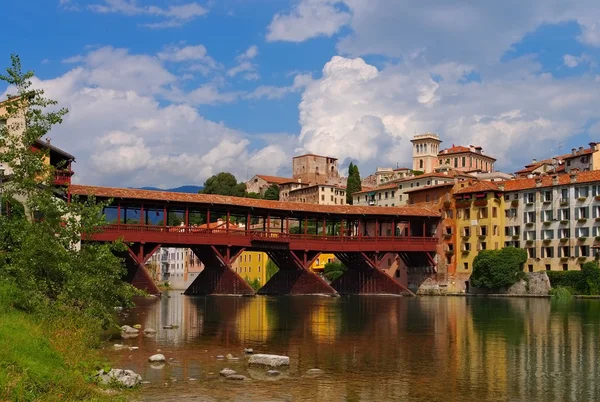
left=306, top=369, right=322, bottom=375
left=266, top=370, right=280, bottom=376
left=148, top=354, right=166, bottom=362
left=143, top=328, right=157, bottom=334
left=97, top=369, right=142, bottom=388
left=248, top=354, right=290, bottom=367
left=163, top=325, right=173, bottom=329
left=220, top=368, right=236, bottom=377
left=226, top=374, right=247, bottom=381
left=121, top=325, right=139, bottom=334
left=244, top=348, right=254, bottom=354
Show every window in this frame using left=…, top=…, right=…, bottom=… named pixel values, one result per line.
left=543, top=247, right=555, bottom=258
left=576, top=207, right=589, bottom=219
left=558, top=228, right=571, bottom=238
left=462, top=156, right=466, bottom=167
left=593, top=205, right=600, bottom=219
left=462, top=242, right=471, bottom=251
left=527, top=248, right=536, bottom=258
left=578, top=245, right=590, bottom=257
left=398, top=185, right=403, bottom=190
left=492, top=207, right=497, bottom=218
left=543, top=191, right=552, bottom=202
left=463, top=262, right=469, bottom=270
left=446, top=210, right=453, bottom=219
left=561, top=188, right=569, bottom=201
left=385, top=192, right=389, bottom=199
left=391, top=191, right=395, bottom=198
left=592, top=185, right=600, bottom=197
left=524, top=230, right=536, bottom=241
left=478, top=208, right=488, bottom=219
left=478, top=242, right=487, bottom=250
left=505, top=208, right=517, bottom=218
left=524, top=193, right=535, bottom=203
left=575, top=186, right=589, bottom=198
left=559, top=246, right=570, bottom=258
left=454, top=158, right=458, bottom=168
left=528, top=264, right=534, bottom=272
left=576, top=227, right=589, bottom=238
left=542, top=210, right=553, bottom=221
left=593, top=226, right=600, bottom=237
left=479, top=225, right=488, bottom=236
left=563, top=264, right=568, bottom=271
left=426, top=195, right=430, bottom=202
left=542, top=230, right=554, bottom=240
left=464, top=209, right=471, bottom=220
left=559, top=208, right=570, bottom=220
left=524, top=211, right=536, bottom=223
left=321, top=195, right=325, bottom=201
left=545, top=264, right=551, bottom=271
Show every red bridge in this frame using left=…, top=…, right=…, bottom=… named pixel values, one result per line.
left=69, top=185, right=440, bottom=297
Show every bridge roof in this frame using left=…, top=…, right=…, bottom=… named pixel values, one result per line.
left=69, top=185, right=440, bottom=218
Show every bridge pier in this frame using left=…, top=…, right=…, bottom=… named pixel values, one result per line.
left=257, top=250, right=337, bottom=296
left=184, top=245, right=255, bottom=296
left=331, top=252, right=415, bottom=296
left=124, top=243, right=161, bottom=295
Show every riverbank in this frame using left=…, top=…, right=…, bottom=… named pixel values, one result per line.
left=0, top=285, right=135, bottom=401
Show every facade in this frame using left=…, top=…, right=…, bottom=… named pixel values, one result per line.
left=279, top=180, right=309, bottom=201
left=311, top=254, right=336, bottom=271
left=148, top=247, right=191, bottom=289
left=246, top=174, right=292, bottom=195
left=353, top=172, right=460, bottom=207
left=292, top=154, right=340, bottom=185
left=411, top=133, right=442, bottom=173
left=232, top=251, right=269, bottom=285
left=515, top=143, right=600, bottom=178
left=287, top=183, right=346, bottom=205
left=438, top=145, right=496, bottom=173
left=374, top=167, right=413, bottom=186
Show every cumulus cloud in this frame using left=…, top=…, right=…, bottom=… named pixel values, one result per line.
left=1, top=47, right=290, bottom=188
left=267, top=0, right=351, bottom=42
left=227, top=45, right=259, bottom=80
left=296, top=55, right=600, bottom=174
left=86, top=0, right=207, bottom=28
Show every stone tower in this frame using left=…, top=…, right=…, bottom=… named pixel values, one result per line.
left=410, top=133, right=442, bottom=174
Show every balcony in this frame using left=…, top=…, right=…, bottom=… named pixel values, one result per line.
left=53, top=170, right=73, bottom=186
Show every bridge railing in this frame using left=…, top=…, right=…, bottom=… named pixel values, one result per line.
left=97, top=223, right=438, bottom=244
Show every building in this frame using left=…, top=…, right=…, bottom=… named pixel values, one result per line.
left=232, top=251, right=269, bottom=286
left=245, top=174, right=293, bottom=196
left=279, top=180, right=309, bottom=201
left=411, top=133, right=442, bottom=173
left=287, top=183, right=346, bottom=205
left=469, top=171, right=513, bottom=182
left=292, top=154, right=340, bottom=185
left=438, top=145, right=496, bottom=173
left=453, top=181, right=506, bottom=273
left=373, top=167, right=413, bottom=186
left=515, top=143, right=600, bottom=178
left=352, top=172, right=462, bottom=207
left=148, top=247, right=190, bottom=289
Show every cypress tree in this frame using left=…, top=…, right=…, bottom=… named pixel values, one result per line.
left=346, top=162, right=362, bottom=205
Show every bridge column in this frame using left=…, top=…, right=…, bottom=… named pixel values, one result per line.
left=123, top=243, right=161, bottom=295
left=257, top=250, right=338, bottom=296
left=184, top=245, right=254, bottom=296
left=331, top=252, right=415, bottom=296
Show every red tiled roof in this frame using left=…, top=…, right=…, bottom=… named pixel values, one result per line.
left=515, top=148, right=595, bottom=175
left=292, top=153, right=337, bottom=160
left=454, top=180, right=500, bottom=194
left=561, top=148, right=595, bottom=160
left=289, top=183, right=346, bottom=192
left=439, top=145, right=470, bottom=154
left=255, top=175, right=293, bottom=184
left=69, top=185, right=439, bottom=217
left=353, top=183, right=398, bottom=195
left=403, top=182, right=455, bottom=194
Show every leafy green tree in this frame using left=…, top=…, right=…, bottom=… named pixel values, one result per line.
left=201, top=172, right=246, bottom=197
left=324, top=261, right=347, bottom=282
left=245, top=277, right=262, bottom=291
left=245, top=191, right=262, bottom=199
left=346, top=162, right=362, bottom=204
left=470, top=247, right=527, bottom=289
left=266, top=259, right=279, bottom=281
left=0, top=54, right=134, bottom=325
left=263, top=184, right=280, bottom=200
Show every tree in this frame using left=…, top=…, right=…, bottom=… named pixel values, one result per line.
left=0, top=54, right=134, bottom=325
left=263, top=184, right=280, bottom=200
left=201, top=172, right=246, bottom=197
left=266, top=259, right=279, bottom=281
left=346, top=162, right=362, bottom=205
left=245, top=192, right=262, bottom=199
left=470, top=247, right=527, bottom=289
left=323, top=261, right=347, bottom=282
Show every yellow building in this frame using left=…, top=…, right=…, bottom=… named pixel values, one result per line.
left=454, top=181, right=506, bottom=273
left=232, top=251, right=269, bottom=285
left=311, top=253, right=336, bottom=271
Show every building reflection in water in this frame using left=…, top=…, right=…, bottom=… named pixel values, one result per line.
left=116, top=294, right=600, bottom=401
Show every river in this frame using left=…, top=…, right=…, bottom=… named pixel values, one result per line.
left=106, top=293, right=600, bottom=401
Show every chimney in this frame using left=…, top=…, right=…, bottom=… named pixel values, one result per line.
left=570, top=172, right=577, bottom=183
left=572, top=148, right=577, bottom=155
left=532, top=158, right=537, bottom=164
left=552, top=175, right=559, bottom=186
left=497, top=182, right=505, bottom=191
left=535, top=177, right=542, bottom=187
left=46, top=137, right=51, bottom=144
left=590, top=142, right=599, bottom=151
left=579, top=146, right=584, bottom=154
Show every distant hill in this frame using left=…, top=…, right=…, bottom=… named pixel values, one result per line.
left=136, top=185, right=203, bottom=193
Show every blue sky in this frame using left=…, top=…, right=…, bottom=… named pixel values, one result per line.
left=3, top=0, right=600, bottom=187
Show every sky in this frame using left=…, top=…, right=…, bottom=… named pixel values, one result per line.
left=3, top=0, right=600, bottom=188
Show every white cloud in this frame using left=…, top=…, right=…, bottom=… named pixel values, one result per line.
left=563, top=53, right=594, bottom=69
left=227, top=45, right=259, bottom=79
left=245, top=73, right=313, bottom=100
left=1, top=47, right=290, bottom=188
left=267, top=0, right=351, bottom=42
left=87, top=0, right=207, bottom=28
left=296, top=55, right=600, bottom=174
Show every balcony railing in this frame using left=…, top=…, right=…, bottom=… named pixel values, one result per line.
left=53, top=170, right=73, bottom=186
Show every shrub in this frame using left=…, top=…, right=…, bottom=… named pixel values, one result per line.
left=547, top=262, right=600, bottom=295
left=470, top=247, right=527, bottom=289
left=324, top=261, right=347, bottom=282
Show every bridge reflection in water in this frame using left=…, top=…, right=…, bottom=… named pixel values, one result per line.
left=108, top=294, right=600, bottom=401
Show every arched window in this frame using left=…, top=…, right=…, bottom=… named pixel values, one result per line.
left=419, top=159, right=424, bottom=169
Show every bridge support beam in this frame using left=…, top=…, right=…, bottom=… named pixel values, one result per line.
left=123, top=243, right=161, bottom=295
left=331, top=252, right=415, bottom=296
left=257, top=250, right=337, bottom=296
left=184, top=245, right=254, bottom=296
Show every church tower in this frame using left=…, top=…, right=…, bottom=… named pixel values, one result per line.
left=410, top=133, right=442, bottom=174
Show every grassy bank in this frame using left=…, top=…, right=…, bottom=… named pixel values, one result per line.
left=0, top=285, right=131, bottom=401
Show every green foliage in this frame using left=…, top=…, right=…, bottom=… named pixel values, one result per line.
left=201, top=172, right=247, bottom=197
left=266, top=259, right=279, bottom=281
left=245, top=277, right=262, bottom=291
left=0, top=54, right=135, bottom=327
left=346, top=162, right=362, bottom=205
left=550, top=286, right=573, bottom=300
left=470, top=247, right=527, bottom=289
left=263, top=184, right=280, bottom=200
left=411, top=170, right=425, bottom=176
left=548, top=262, right=600, bottom=295
left=245, top=192, right=262, bottom=199
left=324, top=261, right=347, bottom=282
left=167, top=211, right=182, bottom=226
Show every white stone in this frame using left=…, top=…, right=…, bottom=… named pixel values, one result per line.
left=244, top=348, right=254, bottom=354
left=128, top=346, right=139, bottom=350
left=98, top=369, right=141, bottom=388
left=267, top=370, right=280, bottom=376
left=248, top=354, right=290, bottom=367
left=220, top=368, right=236, bottom=377
left=143, top=328, right=157, bottom=334
left=121, top=325, right=139, bottom=334
left=113, top=344, right=126, bottom=350
left=307, top=368, right=323, bottom=374
left=148, top=354, right=166, bottom=362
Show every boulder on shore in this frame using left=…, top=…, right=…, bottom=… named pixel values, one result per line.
left=97, top=369, right=141, bottom=388
left=148, top=354, right=166, bottom=362
left=248, top=354, right=290, bottom=367
left=121, top=325, right=139, bottom=334
left=220, top=368, right=236, bottom=377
